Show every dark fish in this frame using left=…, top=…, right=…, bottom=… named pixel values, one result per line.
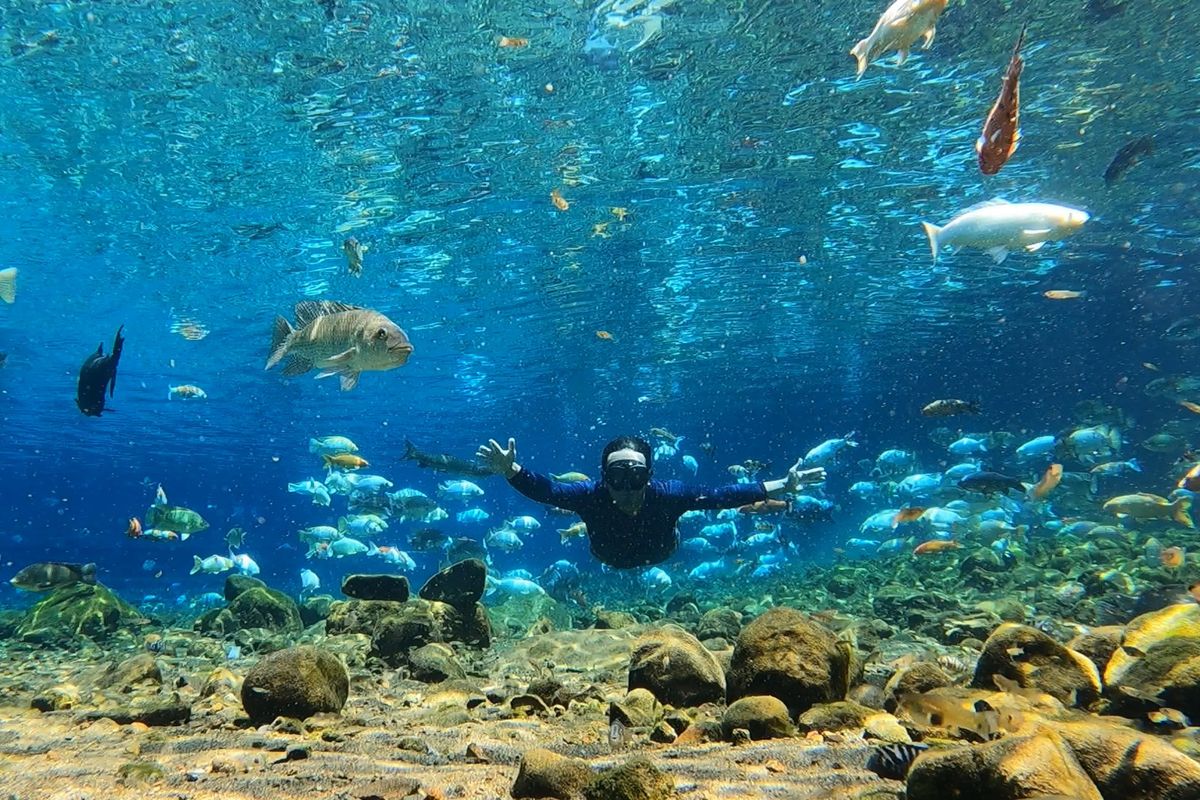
left=1086, top=0, right=1126, bottom=21
left=922, top=399, right=981, bottom=417
left=1164, top=315, right=1200, bottom=342
left=1104, top=135, right=1153, bottom=186
left=9, top=562, right=96, bottom=592
left=0, top=352, right=6, bottom=368
left=318, top=0, right=336, bottom=20
left=76, top=325, right=124, bottom=416
left=977, top=24, right=1027, bottom=176
left=958, top=471, right=1026, bottom=495
left=445, top=537, right=489, bottom=566
left=232, top=221, right=285, bottom=240
left=410, top=527, right=449, bottom=552
left=404, top=438, right=493, bottom=478
left=865, top=742, right=929, bottom=781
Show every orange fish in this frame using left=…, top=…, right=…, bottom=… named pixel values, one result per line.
left=550, top=189, right=569, bottom=212
left=1030, top=463, right=1063, bottom=500
left=126, top=517, right=142, bottom=539
left=977, top=23, right=1027, bottom=175
left=913, top=540, right=961, bottom=556
left=738, top=499, right=789, bottom=514
left=1161, top=546, right=1186, bottom=569
left=892, top=507, right=926, bottom=528
left=1178, top=463, right=1200, bottom=492
left=497, top=36, right=529, bottom=48
left=1190, top=582, right=1200, bottom=603
left=323, top=453, right=369, bottom=470
left=1180, top=400, right=1200, bottom=415
left=595, top=330, right=613, bottom=341
left=1043, top=290, right=1084, bottom=300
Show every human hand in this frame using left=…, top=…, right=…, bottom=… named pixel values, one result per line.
left=785, top=458, right=825, bottom=492
left=477, top=437, right=518, bottom=477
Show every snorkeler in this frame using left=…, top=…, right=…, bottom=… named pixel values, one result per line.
left=476, top=435, right=826, bottom=569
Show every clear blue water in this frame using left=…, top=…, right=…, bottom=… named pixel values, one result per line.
left=0, top=0, right=1196, bottom=613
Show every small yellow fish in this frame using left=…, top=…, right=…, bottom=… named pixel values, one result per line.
left=1179, top=400, right=1200, bottom=414
left=595, top=330, right=613, bottom=341
left=1044, top=290, right=1085, bottom=300
left=610, top=207, right=629, bottom=222
left=324, top=453, right=369, bottom=470
left=558, top=521, right=587, bottom=544
left=497, top=36, right=529, bottom=48
left=168, top=384, right=208, bottom=400
left=551, top=472, right=590, bottom=483
left=550, top=189, right=570, bottom=212
left=592, top=222, right=611, bottom=238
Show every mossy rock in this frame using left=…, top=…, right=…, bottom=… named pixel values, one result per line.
left=16, top=583, right=146, bottom=644
left=227, top=587, right=302, bottom=633
left=300, top=595, right=335, bottom=627
left=583, top=756, right=675, bottom=800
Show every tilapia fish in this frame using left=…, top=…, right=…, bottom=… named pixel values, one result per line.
left=266, top=301, right=414, bottom=391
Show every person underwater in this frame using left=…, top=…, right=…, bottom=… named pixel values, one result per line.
left=477, top=435, right=825, bottom=569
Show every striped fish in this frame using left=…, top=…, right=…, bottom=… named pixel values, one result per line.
left=866, top=742, right=929, bottom=780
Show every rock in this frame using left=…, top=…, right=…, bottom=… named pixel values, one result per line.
left=726, top=607, right=855, bottom=717
left=1056, top=718, right=1200, bottom=800
left=883, top=662, right=952, bottom=709
left=511, top=694, right=552, bottom=716
left=721, top=696, right=793, bottom=740
left=341, top=574, right=410, bottom=602
left=31, top=685, right=80, bottom=712
left=970, top=623, right=1101, bottom=709
left=326, top=599, right=405, bottom=637
left=649, top=721, right=677, bottom=743
left=199, top=667, right=239, bottom=699
left=409, top=642, right=467, bottom=683
left=906, top=729, right=1103, bottom=800
left=370, top=599, right=491, bottom=666
left=240, top=645, right=350, bottom=724
left=526, top=674, right=566, bottom=707
left=627, top=625, right=725, bottom=707
left=1067, top=626, right=1123, bottom=674
left=16, top=583, right=147, bottom=644
left=95, top=653, right=162, bottom=691
left=511, top=747, right=593, bottom=799
left=419, top=559, right=486, bottom=610
left=796, top=700, right=875, bottom=733
left=583, top=756, right=675, bottom=800
left=300, top=595, right=334, bottom=627
left=1102, top=603, right=1200, bottom=719
left=696, top=608, right=741, bottom=641
left=226, top=587, right=303, bottom=633
left=224, top=575, right=266, bottom=602
left=595, top=609, right=638, bottom=629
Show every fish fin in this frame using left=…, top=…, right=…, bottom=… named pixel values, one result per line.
left=181, top=532, right=190, bottom=541
left=0, top=267, right=16, bottom=303
left=1173, top=496, right=1194, bottom=528
left=340, top=371, right=361, bottom=391
left=986, top=247, right=1009, bottom=264
left=293, top=300, right=362, bottom=326
left=921, top=222, right=942, bottom=263
left=1026, top=241, right=1047, bottom=253
left=265, top=316, right=294, bottom=369
left=190, top=555, right=202, bottom=575
left=895, top=48, right=909, bottom=66
left=281, top=355, right=313, bottom=377
left=850, top=39, right=869, bottom=79
left=922, top=27, right=936, bottom=48
left=322, top=348, right=358, bottom=366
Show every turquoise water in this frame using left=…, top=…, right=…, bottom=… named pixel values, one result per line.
left=0, top=0, right=1196, bottom=609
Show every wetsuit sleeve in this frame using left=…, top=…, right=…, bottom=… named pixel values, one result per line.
left=665, top=480, right=768, bottom=510
left=508, top=467, right=593, bottom=512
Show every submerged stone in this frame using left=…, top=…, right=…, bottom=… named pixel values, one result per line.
left=16, top=582, right=147, bottom=644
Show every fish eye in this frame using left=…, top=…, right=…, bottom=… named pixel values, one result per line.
left=375, top=329, right=387, bottom=339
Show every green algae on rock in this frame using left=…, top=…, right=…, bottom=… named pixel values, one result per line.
left=627, top=625, right=725, bottom=707
left=16, top=582, right=147, bottom=644
left=240, top=645, right=350, bottom=724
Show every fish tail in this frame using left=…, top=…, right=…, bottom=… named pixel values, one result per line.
left=265, top=316, right=295, bottom=369
left=0, top=267, right=16, bottom=303
left=921, top=222, right=942, bottom=263
left=1129, top=458, right=1141, bottom=473
left=404, top=438, right=417, bottom=459
left=1107, top=426, right=1122, bottom=452
left=190, top=555, right=202, bottom=575
left=1173, top=496, right=1194, bottom=528
left=81, top=563, right=97, bottom=584
left=1013, top=21, right=1028, bottom=56
left=368, top=541, right=379, bottom=555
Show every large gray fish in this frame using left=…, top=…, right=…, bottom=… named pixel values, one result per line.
left=10, top=562, right=96, bottom=592
left=265, top=301, right=413, bottom=391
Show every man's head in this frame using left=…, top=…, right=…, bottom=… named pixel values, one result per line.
left=600, top=436, right=653, bottom=496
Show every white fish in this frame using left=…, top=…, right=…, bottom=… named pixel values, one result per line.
left=309, top=436, right=359, bottom=456
left=682, top=455, right=698, bottom=474
left=190, top=555, right=234, bottom=575
left=328, top=537, right=369, bottom=557
left=288, top=479, right=331, bottom=506
left=230, top=552, right=260, bottom=576
left=851, top=0, right=949, bottom=79
left=486, top=576, right=545, bottom=597
left=300, top=568, right=320, bottom=593
left=640, top=567, right=672, bottom=591
left=506, top=515, right=542, bottom=532
left=921, top=200, right=1089, bottom=264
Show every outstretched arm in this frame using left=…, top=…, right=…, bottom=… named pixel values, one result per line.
left=763, top=458, right=826, bottom=498
left=671, top=458, right=826, bottom=510
left=476, top=437, right=592, bottom=511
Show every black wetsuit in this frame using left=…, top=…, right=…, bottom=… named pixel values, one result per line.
left=508, top=468, right=767, bottom=568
